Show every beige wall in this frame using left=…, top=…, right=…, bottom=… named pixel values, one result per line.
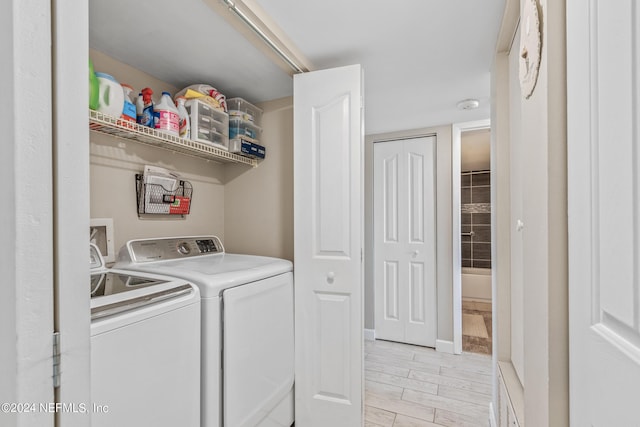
left=223, top=97, right=294, bottom=261
left=492, top=0, right=568, bottom=425
left=90, top=50, right=228, bottom=254
left=365, top=126, right=454, bottom=342
left=89, top=51, right=294, bottom=260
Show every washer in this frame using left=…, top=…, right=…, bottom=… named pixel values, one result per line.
left=90, top=244, right=201, bottom=427
left=115, top=235, right=294, bottom=427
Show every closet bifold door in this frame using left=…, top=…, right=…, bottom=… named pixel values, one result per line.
left=293, top=64, right=364, bottom=427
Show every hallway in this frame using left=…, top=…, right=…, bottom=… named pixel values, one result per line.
left=365, top=339, right=491, bottom=427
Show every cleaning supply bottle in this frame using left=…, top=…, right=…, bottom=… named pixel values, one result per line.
left=175, top=96, right=191, bottom=139
left=136, top=87, right=154, bottom=128
left=120, top=83, right=136, bottom=122
left=89, top=60, right=99, bottom=110
left=95, top=72, right=125, bottom=118
left=154, top=92, right=180, bottom=136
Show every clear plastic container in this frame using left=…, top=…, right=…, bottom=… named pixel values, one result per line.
left=226, top=97, right=263, bottom=126
left=185, top=99, right=229, bottom=150
left=229, top=117, right=261, bottom=141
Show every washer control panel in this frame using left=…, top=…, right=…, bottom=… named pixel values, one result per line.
left=125, top=236, right=224, bottom=263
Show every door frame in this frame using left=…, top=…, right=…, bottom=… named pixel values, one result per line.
left=372, top=136, right=438, bottom=347
left=452, top=119, right=491, bottom=355
left=366, top=124, right=454, bottom=352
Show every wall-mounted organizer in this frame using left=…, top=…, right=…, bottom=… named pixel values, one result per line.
left=135, top=174, right=193, bottom=217
left=89, top=109, right=257, bottom=167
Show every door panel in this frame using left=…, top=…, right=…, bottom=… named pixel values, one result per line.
left=409, top=152, right=425, bottom=243
left=384, top=155, right=399, bottom=242
left=314, top=94, right=351, bottom=257
left=374, top=137, right=437, bottom=347
left=294, top=64, right=363, bottom=427
left=385, top=261, right=400, bottom=320
left=568, top=0, right=640, bottom=424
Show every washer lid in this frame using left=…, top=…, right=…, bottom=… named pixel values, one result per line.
left=116, top=253, right=292, bottom=297
left=90, top=271, right=168, bottom=298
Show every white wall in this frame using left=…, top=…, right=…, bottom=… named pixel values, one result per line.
left=492, top=0, right=569, bottom=425
left=0, top=1, right=55, bottom=425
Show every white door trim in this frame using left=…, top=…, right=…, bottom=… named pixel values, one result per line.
left=452, top=119, right=491, bottom=355
left=52, top=0, right=92, bottom=423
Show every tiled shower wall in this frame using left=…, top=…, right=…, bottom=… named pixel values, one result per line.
left=461, top=170, right=491, bottom=268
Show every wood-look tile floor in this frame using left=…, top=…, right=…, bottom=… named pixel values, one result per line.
left=365, top=339, right=492, bottom=427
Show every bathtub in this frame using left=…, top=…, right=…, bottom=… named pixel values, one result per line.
left=461, top=267, right=492, bottom=301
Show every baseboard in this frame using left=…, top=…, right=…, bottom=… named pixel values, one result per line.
left=364, top=329, right=376, bottom=341
left=489, top=402, right=497, bottom=427
left=435, top=339, right=454, bottom=354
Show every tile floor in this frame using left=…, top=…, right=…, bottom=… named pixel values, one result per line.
left=461, top=300, right=492, bottom=355
left=365, top=339, right=492, bottom=427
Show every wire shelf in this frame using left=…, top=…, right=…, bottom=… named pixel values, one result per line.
left=89, top=109, right=257, bottom=167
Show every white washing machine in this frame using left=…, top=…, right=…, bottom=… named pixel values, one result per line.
left=90, top=244, right=201, bottom=427
left=114, top=236, right=294, bottom=427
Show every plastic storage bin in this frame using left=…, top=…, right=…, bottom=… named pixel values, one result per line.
left=185, top=99, right=229, bottom=150
left=229, top=117, right=261, bottom=141
left=226, top=97, right=263, bottom=126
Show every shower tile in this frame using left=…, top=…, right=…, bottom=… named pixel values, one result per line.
left=472, top=225, right=491, bottom=243
left=462, top=188, right=471, bottom=204
left=473, top=260, right=492, bottom=269
left=473, top=243, right=491, bottom=260
left=472, top=213, right=491, bottom=225
left=472, top=187, right=490, bottom=204
left=461, top=174, right=471, bottom=187
left=472, top=172, right=490, bottom=186
left=462, top=259, right=472, bottom=268
left=462, top=243, right=472, bottom=259
left=462, top=213, right=472, bottom=226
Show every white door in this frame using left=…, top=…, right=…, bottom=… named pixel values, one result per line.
left=568, top=1, right=640, bottom=425
left=373, top=137, right=437, bottom=347
left=293, top=64, right=364, bottom=427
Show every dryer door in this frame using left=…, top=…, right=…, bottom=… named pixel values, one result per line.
left=222, top=272, right=294, bottom=427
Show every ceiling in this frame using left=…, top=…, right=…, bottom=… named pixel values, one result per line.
left=89, top=0, right=505, bottom=135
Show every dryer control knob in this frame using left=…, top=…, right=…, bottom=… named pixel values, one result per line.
left=177, top=242, right=191, bottom=255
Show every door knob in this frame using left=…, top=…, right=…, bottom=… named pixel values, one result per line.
left=326, top=271, right=335, bottom=284
left=516, top=219, right=524, bottom=232
left=412, top=250, right=420, bottom=258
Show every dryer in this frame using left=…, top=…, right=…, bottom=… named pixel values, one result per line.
left=89, top=244, right=201, bottom=427
left=115, top=236, right=294, bottom=427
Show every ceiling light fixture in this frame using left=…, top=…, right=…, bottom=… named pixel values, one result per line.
left=456, top=99, right=480, bottom=110
left=221, top=0, right=307, bottom=74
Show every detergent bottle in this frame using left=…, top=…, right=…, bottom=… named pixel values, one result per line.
left=120, top=83, right=136, bottom=122
left=154, top=92, right=180, bottom=137
left=136, top=88, right=154, bottom=128
left=89, top=60, right=99, bottom=110
left=175, top=96, right=191, bottom=139
left=95, top=72, right=124, bottom=118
